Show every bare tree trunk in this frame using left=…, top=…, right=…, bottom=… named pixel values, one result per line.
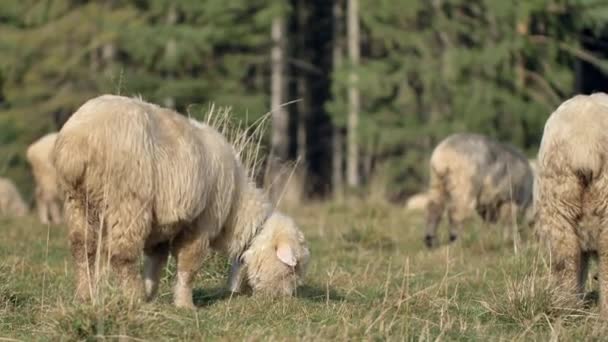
left=346, top=0, right=360, bottom=187
left=271, top=15, right=289, bottom=161
left=268, top=14, right=289, bottom=201
left=164, top=5, right=178, bottom=108
left=296, top=0, right=309, bottom=165
left=332, top=127, right=344, bottom=199
left=332, top=0, right=345, bottom=198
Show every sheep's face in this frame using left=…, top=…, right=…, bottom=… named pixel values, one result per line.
left=241, top=211, right=310, bottom=297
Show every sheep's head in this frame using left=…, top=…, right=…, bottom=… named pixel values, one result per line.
left=235, top=211, right=310, bottom=297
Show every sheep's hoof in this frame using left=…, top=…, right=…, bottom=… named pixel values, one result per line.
left=449, top=234, right=458, bottom=243
left=424, top=235, right=436, bottom=249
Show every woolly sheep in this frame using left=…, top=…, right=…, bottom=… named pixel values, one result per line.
left=26, top=132, right=63, bottom=225
left=405, top=192, right=429, bottom=212
left=53, top=94, right=310, bottom=308
left=424, top=133, right=534, bottom=248
left=0, top=177, right=28, bottom=217
left=535, top=92, right=608, bottom=317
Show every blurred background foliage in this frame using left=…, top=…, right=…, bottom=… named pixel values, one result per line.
left=1, top=0, right=608, bottom=201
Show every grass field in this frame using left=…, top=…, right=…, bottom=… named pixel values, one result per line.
left=1, top=200, right=607, bottom=341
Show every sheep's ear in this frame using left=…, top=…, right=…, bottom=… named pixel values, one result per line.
left=276, top=244, right=297, bottom=267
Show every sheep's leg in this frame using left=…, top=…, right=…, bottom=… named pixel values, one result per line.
left=446, top=194, right=473, bottom=245
left=228, top=259, right=248, bottom=293
left=541, top=211, right=583, bottom=297
left=598, top=230, right=608, bottom=319
left=446, top=174, right=475, bottom=245
left=536, top=171, right=586, bottom=298
left=447, top=207, right=466, bottom=244
left=143, top=242, right=169, bottom=301
left=171, top=227, right=208, bottom=309
left=425, top=199, right=444, bottom=248
left=424, top=172, right=446, bottom=248
left=551, top=233, right=583, bottom=296
left=49, top=198, right=63, bottom=225
left=36, top=189, right=50, bottom=225
left=65, top=196, right=97, bottom=302
left=579, top=251, right=590, bottom=296
left=107, top=203, right=151, bottom=303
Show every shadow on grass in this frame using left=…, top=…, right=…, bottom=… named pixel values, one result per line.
left=191, top=284, right=345, bottom=307
left=296, top=284, right=345, bottom=302
left=192, top=286, right=235, bottom=307
left=0, top=290, right=29, bottom=309
left=584, top=290, right=599, bottom=308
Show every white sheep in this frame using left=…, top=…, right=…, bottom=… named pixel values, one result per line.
left=0, top=177, right=28, bottom=217
left=26, top=132, right=62, bottom=225
left=404, top=192, right=429, bottom=212
left=535, top=92, right=608, bottom=317
left=53, top=94, right=310, bottom=308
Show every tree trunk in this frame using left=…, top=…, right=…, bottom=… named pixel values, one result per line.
left=270, top=15, right=289, bottom=161
left=296, top=0, right=309, bottom=165
left=268, top=14, right=289, bottom=201
left=332, top=0, right=345, bottom=198
left=346, top=0, right=360, bottom=187
left=164, top=5, right=178, bottom=108
left=332, top=127, right=344, bottom=199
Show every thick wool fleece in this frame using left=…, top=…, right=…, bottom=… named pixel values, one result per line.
left=53, top=94, right=310, bottom=308
left=425, top=133, right=534, bottom=248
left=26, top=132, right=63, bottom=224
left=535, top=92, right=608, bottom=318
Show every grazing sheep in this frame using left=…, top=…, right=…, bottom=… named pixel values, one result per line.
left=0, top=177, right=28, bottom=217
left=53, top=94, right=310, bottom=308
left=405, top=192, right=429, bottom=212
left=535, top=92, right=608, bottom=317
left=26, top=132, right=63, bottom=225
left=424, top=133, right=534, bottom=248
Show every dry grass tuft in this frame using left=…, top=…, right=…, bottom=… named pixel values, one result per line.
left=479, top=248, right=589, bottom=328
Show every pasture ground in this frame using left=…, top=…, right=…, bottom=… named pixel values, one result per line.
left=0, top=200, right=606, bottom=340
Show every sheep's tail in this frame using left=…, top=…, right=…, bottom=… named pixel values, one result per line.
left=52, top=133, right=88, bottom=190
left=567, top=140, right=604, bottom=187
left=548, top=94, right=608, bottom=187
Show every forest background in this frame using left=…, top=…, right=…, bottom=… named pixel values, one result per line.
left=1, top=0, right=608, bottom=202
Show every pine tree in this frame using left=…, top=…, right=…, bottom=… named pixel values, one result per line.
left=0, top=0, right=278, bottom=194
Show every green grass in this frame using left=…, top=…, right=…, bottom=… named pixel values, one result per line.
left=1, top=201, right=607, bottom=341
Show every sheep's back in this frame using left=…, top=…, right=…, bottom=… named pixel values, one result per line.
left=55, top=95, right=215, bottom=225
left=432, top=133, right=532, bottom=206
left=539, top=93, right=608, bottom=182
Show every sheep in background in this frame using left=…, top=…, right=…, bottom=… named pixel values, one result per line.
left=405, top=192, right=429, bottom=212
left=53, top=94, right=310, bottom=308
left=26, top=132, right=62, bottom=225
left=0, top=177, right=28, bottom=217
left=535, top=92, right=608, bottom=318
left=425, top=133, right=534, bottom=248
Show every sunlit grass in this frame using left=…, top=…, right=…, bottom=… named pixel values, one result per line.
left=1, top=202, right=607, bottom=340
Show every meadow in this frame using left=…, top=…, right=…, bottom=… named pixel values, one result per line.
left=1, top=200, right=607, bottom=341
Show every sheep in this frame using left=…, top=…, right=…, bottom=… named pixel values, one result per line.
left=424, top=133, right=534, bottom=248
left=529, top=158, right=538, bottom=175
left=535, top=92, right=608, bottom=318
left=405, top=192, right=429, bottom=212
left=52, top=94, right=310, bottom=308
left=0, top=177, right=28, bottom=217
left=26, top=132, right=63, bottom=225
